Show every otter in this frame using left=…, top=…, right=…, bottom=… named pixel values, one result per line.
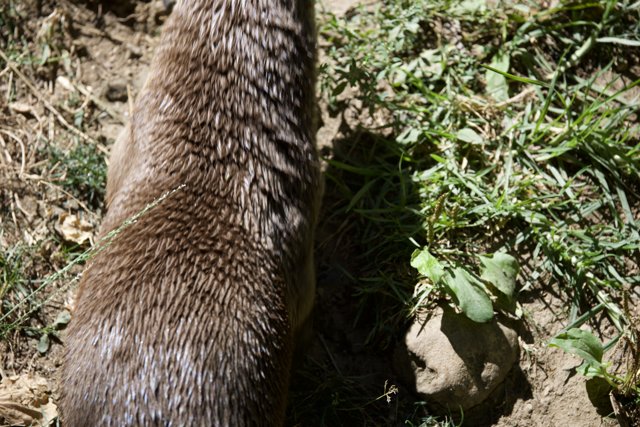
left=61, top=0, right=320, bottom=425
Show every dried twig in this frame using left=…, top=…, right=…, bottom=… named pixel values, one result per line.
left=0, top=49, right=108, bottom=155
left=0, top=129, right=26, bottom=176
left=74, top=81, right=124, bottom=123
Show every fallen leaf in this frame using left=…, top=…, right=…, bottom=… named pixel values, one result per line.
left=55, top=213, right=94, bottom=245
left=8, top=102, right=36, bottom=116
left=56, top=75, right=76, bottom=92
left=40, top=401, right=58, bottom=426
left=0, top=399, right=42, bottom=425
left=0, top=373, right=56, bottom=426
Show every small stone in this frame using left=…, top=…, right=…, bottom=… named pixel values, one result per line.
left=126, top=43, right=143, bottom=59
left=104, top=80, right=128, bottom=102
left=8, top=102, right=36, bottom=116
left=56, top=75, right=76, bottom=92
left=394, top=306, right=519, bottom=411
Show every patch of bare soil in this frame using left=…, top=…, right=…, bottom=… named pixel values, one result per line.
left=0, top=1, right=635, bottom=426
left=0, top=0, right=166, bottom=423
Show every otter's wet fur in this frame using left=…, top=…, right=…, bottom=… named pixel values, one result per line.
left=61, top=0, right=320, bottom=425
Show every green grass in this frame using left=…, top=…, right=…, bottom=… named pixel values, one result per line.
left=0, top=239, right=72, bottom=341
left=297, top=0, right=640, bottom=423
left=0, top=245, right=27, bottom=312
left=48, top=142, right=107, bottom=209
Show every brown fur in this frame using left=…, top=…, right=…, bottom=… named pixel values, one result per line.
left=61, top=0, right=320, bottom=425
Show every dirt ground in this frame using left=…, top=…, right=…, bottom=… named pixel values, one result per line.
left=0, top=0, right=637, bottom=426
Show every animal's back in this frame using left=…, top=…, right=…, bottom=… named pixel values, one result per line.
left=61, top=0, right=319, bottom=425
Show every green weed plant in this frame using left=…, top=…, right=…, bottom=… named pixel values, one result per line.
left=319, top=0, right=640, bottom=421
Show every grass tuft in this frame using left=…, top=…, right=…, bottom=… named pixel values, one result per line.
left=304, top=0, right=640, bottom=423
left=48, top=142, right=107, bottom=209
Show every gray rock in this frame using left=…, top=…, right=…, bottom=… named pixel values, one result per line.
left=394, top=306, right=519, bottom=411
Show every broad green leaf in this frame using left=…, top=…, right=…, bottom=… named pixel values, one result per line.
left=486, top=52, right=510, bottom=101
left=411, top=249, right=444, bottom=283
left=332, top=81, right=348, bottom=96
left=397, top=127, right=421, bottom=144
left=443, top=268, right=494, bottom=323
left=479, top=253, right=519, bottom=299
left=40, top=44, right=51, bottom=65
left=406, top=21, right=420, bottom=34
left=37, top=334, right=50, bottom=354
left=457, top=128, right=483, bottom=144
left=452, top=0, right=487, bottom=14
left=53, top=310, right=72, bottom=329
left=420, top=48, right=441, bottom=64
left=549, top=328, right=604, bottom=368
left=577, top=361, right=607, bottom=378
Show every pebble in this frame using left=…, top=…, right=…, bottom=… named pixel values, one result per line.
left=394, top=306, right=519, bottom=411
